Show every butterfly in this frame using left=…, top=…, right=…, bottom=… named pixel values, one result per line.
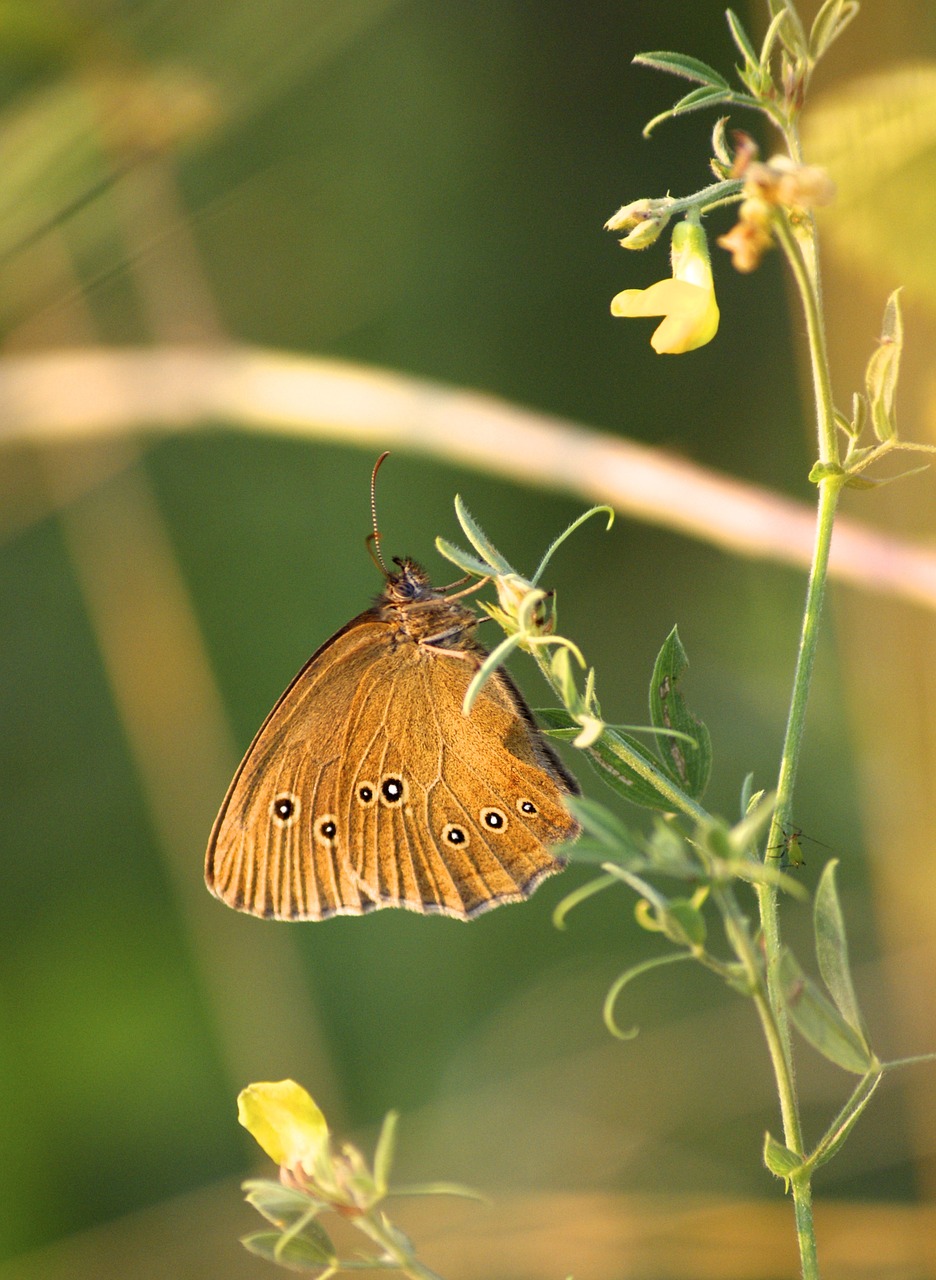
left=205, top=463, right=579, bottom=921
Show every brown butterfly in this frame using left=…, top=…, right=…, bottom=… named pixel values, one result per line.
left=205, top=460, right=579, bottom=921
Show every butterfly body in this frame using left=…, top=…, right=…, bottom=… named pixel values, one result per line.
left=206, top=557, right=579, bottom=920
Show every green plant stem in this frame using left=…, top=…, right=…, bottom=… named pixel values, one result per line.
left=353, top=1213, right=445, bottom=1280
left=751, top=131, right=845, bottom=1280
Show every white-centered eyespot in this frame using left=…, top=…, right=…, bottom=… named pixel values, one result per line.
left=271, top=793, right=300, bottom=826
left=481, top=806, right=508, bottom=831
left=314, top=814, right=338, bottom=845
left=380, top=775, right=408, bottom=806
left=441, top=822, right=470, bottom=848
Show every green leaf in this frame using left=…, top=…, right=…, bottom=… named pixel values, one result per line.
left=725, top=10, right=759, bottom=71
left=241, top=1228, right=336, bottom=1271
left=778, top=949, right=875, bottom=1074
left=633, top=51, right=730, bottom=89
left=865, top=288, right=903, bottom=442
left=643, top=87, right=738, bottom=137
left=434, top=536, right=495, bottom=579
left=372, top=1110, right=398, bottom=1194
left=452, top=495, right=513, bottom=573
left=243, top=1180, right=325, bottom=1230
left=537, top=709, right=679, bottom=811
left=648, top=627, right=712, bottom=799
left=808, top=1071, right=883, bottom=1172
left=390, top=1180, right=488, bottom=1201
left=814, top=860, right=868, bottom=1040
left=809, top=0, right=860, bottom=61
left=767, top=1, right=806, bottom=57
left=586, top=730, right=683, bottom=810
left=564, top=794, right=634, bottom=851
left=763, top=1131, right=803, bottom=1183
left=663, top=899, right=707, bottom=948
left=644, top=819, right=700, bottom=878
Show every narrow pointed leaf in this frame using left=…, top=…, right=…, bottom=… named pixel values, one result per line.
left=389, top=1181, right=487, bottom=1201
left=434, top=536, right=497, bottom=579
left=725, top=10, right=759, bottom=69
left=633, top=51, right=730, bottom=89
left=865, top=289, right=903, bottom=442
left=643, top=88, right=739, bottom=137
left=372, top=1110, right=398, bottom=1194
left=809, top=0, right=859, bottom=59
left=648, top=627, right=712, bottom=799
left=778, top=949, right=874, bottom=1073
left=808, top=1070, right=883, bottom=1171
left=453, top=495, right=513, bottom=573
left=814, top=860, right=868, bottom=1039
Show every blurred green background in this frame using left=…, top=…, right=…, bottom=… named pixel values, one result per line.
left=3, top=2, right=936, bottom=1277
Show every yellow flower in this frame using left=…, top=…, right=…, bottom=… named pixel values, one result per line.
left=610, top=216, right=719, bottom=354
left=237, top=1080, right=329, bottom=1175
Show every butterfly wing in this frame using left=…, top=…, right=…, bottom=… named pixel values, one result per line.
left=336, top=647, right=579, bottom=918
left=205, top=612, right=394, bottom=919
left=206, top=618, right=579, bottom=921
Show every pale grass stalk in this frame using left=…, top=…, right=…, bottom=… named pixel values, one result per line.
left=2, top=343, right=936, bottom=609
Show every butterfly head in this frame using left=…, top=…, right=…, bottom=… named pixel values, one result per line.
left=382, top=557, right=436, bottom=605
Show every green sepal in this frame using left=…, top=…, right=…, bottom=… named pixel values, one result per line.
left=778, top=949, right=875, bottom=1074
left=763, top=1131, right=804, bottom=1186
left=241, top=1228, right=336, bottom=1271
left=648, top=627, right=711, bottom=800
left=808, top=460, right=844, bottom=484
left=814, top=860, right=868, bottom=1041
left=632, top=50, right=730, bottom=89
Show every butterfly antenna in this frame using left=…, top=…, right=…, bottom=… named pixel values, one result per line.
left=366, top=450, right=391, bottom=576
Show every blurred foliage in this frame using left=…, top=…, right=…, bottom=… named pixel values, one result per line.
left=1, top=2, right=933, bottom=1278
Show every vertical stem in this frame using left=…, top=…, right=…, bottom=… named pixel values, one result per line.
left=755, top=145, right=842, bottom=1280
